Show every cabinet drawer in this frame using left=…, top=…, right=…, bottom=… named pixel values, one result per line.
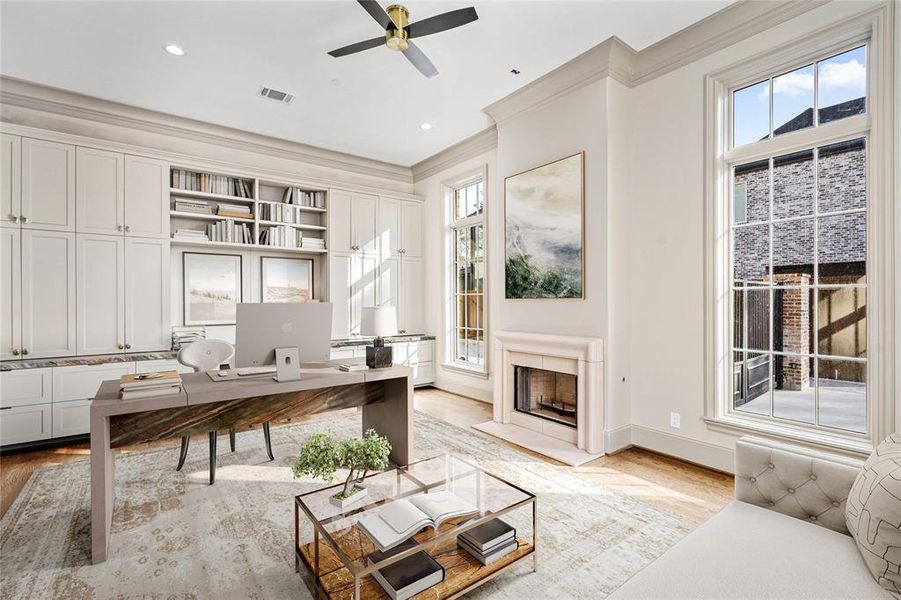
left=407, top=341, right=433, bottom=365
left=52, top=362, right=134, bottom=402
left=0, top=368, right=52, bottom=408
left=0, top=403, right=51, bottom=445
left=135, top=359, right=193, bottom=375
left=412, top=361, right=434, bottom=385
left=52, top=399, right=91, bottom=437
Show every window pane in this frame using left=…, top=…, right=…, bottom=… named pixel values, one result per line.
left=817, top=358, right=866, bottom=433
left=733, top=182, right=748, bottom=224
left=773, top=150, right=814, bottom=219
left=734, top=351, right=771, bottom=416
left=733, top=224, right=770, bottom=285
left=817, top=46, right=866, bottom=125
left=817, top=138, right=866, bottom=213
left=734, top=288, right=770, bottom=351
left=773, top=354, right=815, bottom=424
left=773, top=64, right=814, bottom=135
left=772, top=218, right=814, bottom=281
left=773, top=287, right=813, bottom=354
left=817, top=287, right=866, bottom=358
left=733, top=80, right=770, bottom=147
left=818, top=212, right=866, bottom=284
left=455, top=189, right=466, bottom=220
left=733, top=160, right=769, bottom=223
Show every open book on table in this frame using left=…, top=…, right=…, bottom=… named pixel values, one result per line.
left=358, top=491, right=478, bottom=552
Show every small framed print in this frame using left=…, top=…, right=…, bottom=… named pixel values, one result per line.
left=183, top=252, right=242, bottom=325
left=261, top=257, right=314, bottom=303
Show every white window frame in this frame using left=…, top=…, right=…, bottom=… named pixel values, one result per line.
left=442, top=165, right=489, bottom=376
left=703, top=6, right=895, bottom=454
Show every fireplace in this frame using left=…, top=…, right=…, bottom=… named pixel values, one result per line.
left=514, top=366, right=577, bottom=428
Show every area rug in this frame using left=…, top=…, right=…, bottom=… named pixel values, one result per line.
left=1, top=412, right=694, bottom=599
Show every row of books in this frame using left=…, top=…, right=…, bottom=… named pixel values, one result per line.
left=258, top=227, right=325, bottom=250
left=259, top=202, right=321, bottom=224
left=171, top=326, right=205, bottom=351
left=171, top=169, right=253, bottom=198
left=281, top=187, right=326, bottom=208
left=208, top=221, right=253, bottom=244
left=120, top=370, right=182, bottom=400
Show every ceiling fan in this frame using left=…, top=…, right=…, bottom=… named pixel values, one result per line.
left=328, top=1, right=479, bottom=79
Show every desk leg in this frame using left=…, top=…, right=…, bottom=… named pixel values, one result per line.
left=90, top=411, right=113, bottom=564
left=361, top=375, right=413, bottom=466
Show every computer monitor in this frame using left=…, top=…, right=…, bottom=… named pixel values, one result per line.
left=235, top=302, right=333, bottom=367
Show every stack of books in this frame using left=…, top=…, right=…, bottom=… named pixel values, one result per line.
left=171, top=169, right=252, bottom=198
left=281, top=187, right=326, bottom=209
left=366, top=539, right=445, bottom=600
left=173, top=199, right=212, bottom=214
left=457, top=518, right=517, bottom=566
left=171, top=326, right=205, bottom=350
left=120, top=370, right=182, bottom=400
left=172, top=229, right=209, bottom=242
left=301, top=237, right=326, bottom=250
left=216, top=203, right=252, bottom=220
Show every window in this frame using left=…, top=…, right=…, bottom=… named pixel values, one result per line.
left=447, top=177, right=486, bottom=371
left=705, top=12, right=895, bottom=453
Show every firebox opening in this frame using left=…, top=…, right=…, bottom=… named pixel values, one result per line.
left=514, top=366, right=577, bottom=428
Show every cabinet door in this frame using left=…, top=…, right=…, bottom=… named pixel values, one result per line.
left=400, top=201, right=422, bottom=257
left=352, top=193, right=379, bottom=254
left=350, top=254, right=378, bottom=335
left=328, top=190, right=353, bottom=253
left=0, top=403, right=52, bottom=445
left=124, top=155, right=169, bottom=238
left=400, top=256, right=424, bottom=334
left=52, top=399, right=92, bottom=437
left=377, top=256, right=400, bottom=311
left=1, top=134, right=21, bottom=228
left=76, top=147, right=124, bottom=235
left=125, top=237, right=170, bottom=351
left=21, top=230, right=76, bottom=358
left=328, top=253, right=352, bottom=337
left=377, top=197, right=401, bottom=257
left=0, top=228, right=21, bottom=360
left=76, top=234, right=124, bottom=355
left=21, top=138, right=75, bottom=232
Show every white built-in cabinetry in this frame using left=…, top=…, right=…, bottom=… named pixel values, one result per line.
left=329, top=190, right=378, bottom=254
left=1, top=134, right=22, bottom=227
left=20, top=138, right=76, bottom=231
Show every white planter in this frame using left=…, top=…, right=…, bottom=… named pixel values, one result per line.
left=329, top=484, right=368, bottom=509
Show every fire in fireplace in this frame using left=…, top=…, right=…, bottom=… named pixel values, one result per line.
left=514, top=366, right=577, bottom=428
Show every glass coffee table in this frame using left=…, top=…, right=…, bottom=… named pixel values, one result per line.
left=294, top=454, right=537, bottom=599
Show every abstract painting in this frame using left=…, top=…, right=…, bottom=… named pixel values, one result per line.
left=261, top=257, right=313, bottom=303
left=505, top=152, right=584, bottom=298
left=183, top=252, right=242, bottom=325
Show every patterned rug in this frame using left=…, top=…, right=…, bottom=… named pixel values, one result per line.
left=1, top=412, right=694, bottom=599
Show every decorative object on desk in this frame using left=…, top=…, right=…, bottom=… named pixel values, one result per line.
left=274, top=347, right=301, bottom=382
left=505, top=152, right=584, bottom=299
left=183, top=252, right=242, bottom=326
left=362, top=306, right=398, bottom=369
left=261, top=257, right=313, bottom=303
left=367, top=538, right=446, bottom=600
left=292, top=429, right=391, bottom=509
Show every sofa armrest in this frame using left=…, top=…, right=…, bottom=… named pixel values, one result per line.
left=734, top=436, right=865, bottom=534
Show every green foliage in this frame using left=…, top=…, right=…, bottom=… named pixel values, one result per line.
left=505, top=255, right=581, bottom=298
left=293, top=429, right=392, bottom=497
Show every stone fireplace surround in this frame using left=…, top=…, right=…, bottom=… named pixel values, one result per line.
left=474, top=330, right=604, bottom=466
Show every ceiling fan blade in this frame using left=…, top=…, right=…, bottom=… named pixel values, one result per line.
left=402, top=41, right=438, bottom=79
left=406, top=7, right=478, bottom=39
left=357, top=0, right=394, bottom=30
left=328, top=35, right=386, bottom=57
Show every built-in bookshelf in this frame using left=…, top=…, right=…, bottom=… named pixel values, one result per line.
left=168, top=167, right=328, bottom=254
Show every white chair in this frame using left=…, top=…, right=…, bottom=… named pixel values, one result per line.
left=175, top=340, right=274, bottom=484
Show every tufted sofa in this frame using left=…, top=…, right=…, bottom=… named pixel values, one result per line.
left=609, top=436, right=892, bottom=599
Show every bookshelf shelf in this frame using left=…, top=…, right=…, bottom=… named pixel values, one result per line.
left=170, top=188, right=256, bottom=204
left=170, top=211, right=254, bottom=223
left=258, top=220, right=327, bottom=231
left=171, top=239, right=328, bottom=254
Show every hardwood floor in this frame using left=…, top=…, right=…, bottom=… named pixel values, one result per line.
left=0, top=387, right=733, bottom=524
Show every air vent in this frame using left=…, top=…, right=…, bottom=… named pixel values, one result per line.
left=258, top=86, right=294, bottom=104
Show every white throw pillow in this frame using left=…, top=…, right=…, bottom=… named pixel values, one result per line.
left=847, top=433, right=901, bottom=598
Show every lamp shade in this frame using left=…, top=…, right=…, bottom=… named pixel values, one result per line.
left=361, top=306, right=398, bottom=338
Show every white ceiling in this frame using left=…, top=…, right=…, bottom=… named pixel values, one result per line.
left=0, top=1, right=732, bottom=166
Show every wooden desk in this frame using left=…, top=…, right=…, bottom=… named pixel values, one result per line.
left=90, top=364, right=413, bottom=564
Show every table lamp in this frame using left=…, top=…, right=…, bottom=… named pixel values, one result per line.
left=361, top=306, right=397, bottom=368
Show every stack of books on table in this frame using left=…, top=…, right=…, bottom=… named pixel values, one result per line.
left=172, top=228, right=209, bottom=242
left=366, top=538, right=445, bottom=600
left=457, top=518, right=517, bottom=565
left=120, top=370, right=182, bottom=400
left=173, top=199, right=212, bottom=214
left=216, top=203, right=252, bottom=220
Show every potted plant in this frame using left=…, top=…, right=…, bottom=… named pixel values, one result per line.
left=292, top=429, right=392, bottom=508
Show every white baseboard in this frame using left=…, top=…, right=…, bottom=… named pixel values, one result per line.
left=630, top=425, right=735, bottom=473
left=432, top=377, right=493, bottom=404
left=603, top=424, right=633, bottom=453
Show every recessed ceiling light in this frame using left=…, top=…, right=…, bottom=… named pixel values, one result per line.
left=164, top=44, right=185, bottom=56
left=420, top=123, right=432, bottom=130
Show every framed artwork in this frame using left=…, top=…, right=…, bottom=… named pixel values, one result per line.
left=261, top=257, right=314, bottom=303
left=182, top=252, right=242, bottom=325
left=504, top=152, right=584, bottom=299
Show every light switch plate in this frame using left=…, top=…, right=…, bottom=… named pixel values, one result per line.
left=670, top=412, right=681, bottom=429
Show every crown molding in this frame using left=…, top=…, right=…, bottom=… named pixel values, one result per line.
left=0, top=77, right=413, bottom=185
left=410, top=125, right=497, bottom=182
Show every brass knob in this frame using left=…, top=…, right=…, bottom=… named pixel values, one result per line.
left=21, top=216, right=28, bottom=224
left=125, top=225, right=131, bottom=232
left=125, top=343, right=132, bottom=350
left=21, top=348, right=28, bottom=355
left=9, top=215, right=17, bottom=223
left=12, top=348, right=20, bottom=356
left=117, top=344, right=124, bottom=350
left=117, top=225, right=124, bottom=232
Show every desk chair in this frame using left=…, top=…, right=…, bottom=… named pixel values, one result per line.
left=175, top=340, right=275, bottom=484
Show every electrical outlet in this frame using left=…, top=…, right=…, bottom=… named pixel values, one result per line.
left=670, top=412, right=681, bottom=429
